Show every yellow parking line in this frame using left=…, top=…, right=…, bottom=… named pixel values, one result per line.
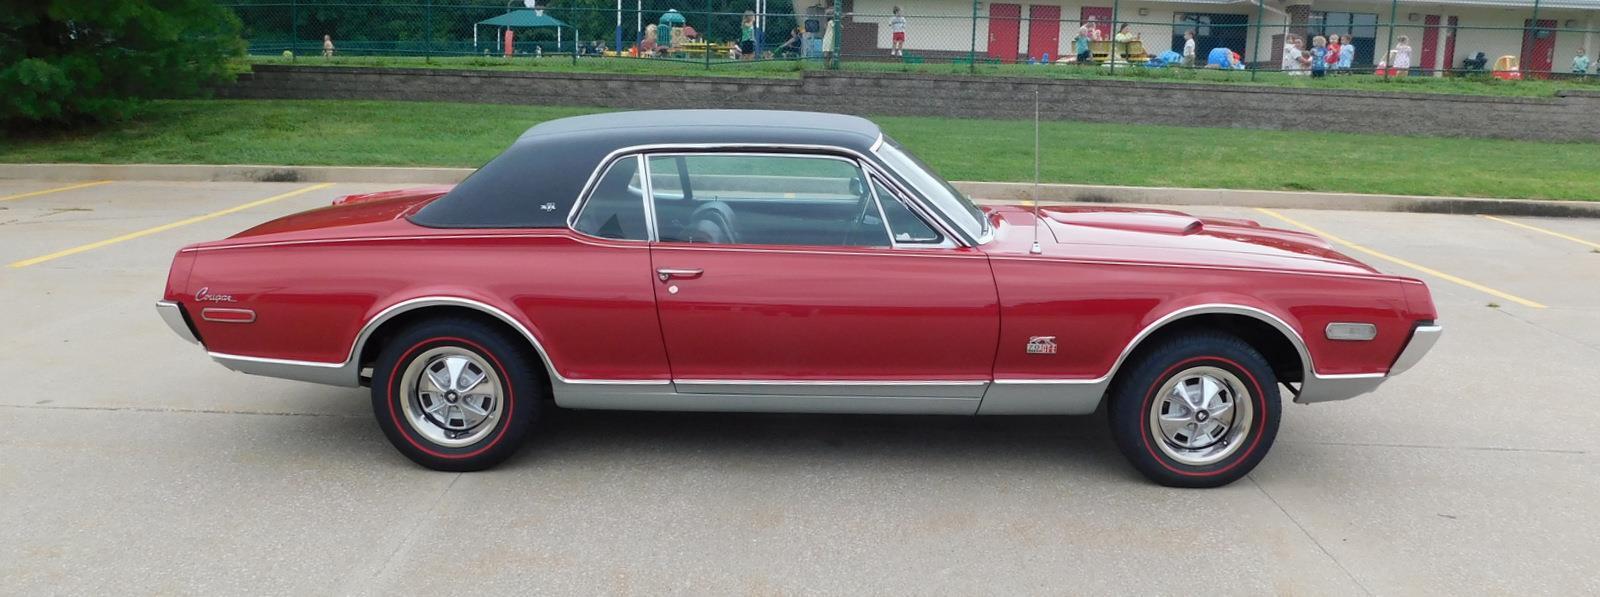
left=1254, top=208, right=1547, bottom=309
left=8, top=183, right=335, bottom=269
left=0, top=180, right=114, bottom=202
left=1479, top=215, right=1600, bottom=251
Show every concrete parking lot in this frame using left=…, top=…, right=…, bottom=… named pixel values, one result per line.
left=2, top=179, right=1598, bottom=595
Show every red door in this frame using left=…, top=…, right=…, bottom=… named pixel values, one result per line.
left=1421, top=15, right=1440, bottom=74
left=988, top=3, right=1021, bottom=63
left=1443, top=16, right=1458, bottom=74
left=1521, top=19, right=1556, bottom=78
left=1028, top=5, right=1062, bottom=62
left=1081, top=6, right=1112, bottom=41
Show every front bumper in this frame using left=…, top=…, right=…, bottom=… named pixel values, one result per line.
left=155, top=300, right=200, bottom=345
left=1295, top=323, right=1442, bottom=404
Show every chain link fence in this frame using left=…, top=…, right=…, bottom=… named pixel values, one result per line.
left=227, top=1, right=1600, bottom=81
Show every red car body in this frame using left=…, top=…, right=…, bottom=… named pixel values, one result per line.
left=156, top=111, right=1440, bottom=483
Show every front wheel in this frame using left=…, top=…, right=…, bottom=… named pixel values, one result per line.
left=1108, top=332, right=1282, bottom=488
left=370, top=317, right=542, bottom=471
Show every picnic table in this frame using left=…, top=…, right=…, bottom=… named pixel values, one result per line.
left=676, top=41, right=735, bottom=59
left=1090, top=40, right=1150, bottom=64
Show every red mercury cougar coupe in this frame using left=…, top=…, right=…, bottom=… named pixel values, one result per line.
left=157, top=111, right=1440, bottom=487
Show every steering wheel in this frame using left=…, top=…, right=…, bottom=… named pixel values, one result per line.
left=682, top=201, right=736, bottom=244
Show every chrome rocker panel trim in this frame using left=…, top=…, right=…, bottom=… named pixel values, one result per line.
left=194, top=298, right=1438, bottom=414
left=155, top=300, right=199, bottom=345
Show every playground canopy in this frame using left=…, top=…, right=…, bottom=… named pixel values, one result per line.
left=478, top=9, right=568, bottom=30
left=474, top=9, right=572, bottom=52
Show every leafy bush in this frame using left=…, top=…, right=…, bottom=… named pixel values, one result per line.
left=1, top=1, right=245, bottom=129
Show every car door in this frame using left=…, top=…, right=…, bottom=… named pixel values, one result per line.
left=644, top=152, right=999, bottom=410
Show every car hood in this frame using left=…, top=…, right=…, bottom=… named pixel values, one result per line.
left=987, top=205, right=1380, bottom=275
left=224, top=186, right=455, bottom=240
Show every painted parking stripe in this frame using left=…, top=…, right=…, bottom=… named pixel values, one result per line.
left=0, top=180, right=113, bottom=203
left=1479, top=215, right=1600, bottom=251
left=1254, top=208, right=1547, bottom=309
left=8, top=183, right=335, bottom=269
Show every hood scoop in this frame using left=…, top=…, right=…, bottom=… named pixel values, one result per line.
left=1047, top=210, right=1204, bottom=236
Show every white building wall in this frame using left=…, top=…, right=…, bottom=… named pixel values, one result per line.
left=1320, top=0, right=1597, bottom=72
left=851, top=0, right=1264, bottom=58
left=848, top=0, right=1597, bottom=71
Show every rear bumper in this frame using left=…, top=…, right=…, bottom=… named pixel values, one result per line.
left=155, top=300, right=199, bottom=345
left=1388, top=324, right=1443, bottom=376
left=1295, top=323, right=1441, bottom=404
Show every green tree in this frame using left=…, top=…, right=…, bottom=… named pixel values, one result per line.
left=1, top=0, right=245, bottom=129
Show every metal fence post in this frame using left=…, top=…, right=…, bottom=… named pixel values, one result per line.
left=289, top=0, right=298, bottom=58
left=425, top=0, right=433, bottom=58
left=1109, top=0, right=1119, bottom=75
left=969, top=0, right=979, bottom=73
left=1529, top=0, right=1541, bottom=77
left=1383, top=0, right=1398, bottom=79
left=705, top=0, right=713, bottom=70
left=1250, top=0, right=1265, bottom=81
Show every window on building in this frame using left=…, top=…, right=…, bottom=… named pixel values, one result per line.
left=1309, top=11, right=1379, bottom=66
left=1172, top=13, right=1248, bottom=60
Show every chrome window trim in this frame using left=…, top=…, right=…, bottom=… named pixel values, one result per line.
left=637, top=154, right=659, bottom=242
left=862, top=167, right=899, bottom=247
left=860, top=166, right=953, bottom=249
left=871, top=139, right=991, bottom=246
left=641, top=151, right=913, bottom=250
left=562, top=142, right=975, bottom=249
left=569, top=154, right=651, bottom=243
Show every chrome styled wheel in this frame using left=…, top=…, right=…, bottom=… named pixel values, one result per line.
left=1147, top=366, right=1255, bottom=466
left=397, top=347, right=505, bottom=448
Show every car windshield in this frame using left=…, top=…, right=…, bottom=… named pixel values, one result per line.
left=874, top=137, right=990, bottom=243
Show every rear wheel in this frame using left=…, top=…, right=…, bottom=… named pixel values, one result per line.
left=1108, top=332, right=1281, bottom=488
left=370, top=317, right=542, bottom=471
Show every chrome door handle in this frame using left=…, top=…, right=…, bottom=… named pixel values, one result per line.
left=657, top=268, right=703, bottom=281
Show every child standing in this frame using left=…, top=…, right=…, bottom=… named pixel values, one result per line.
left=1389, top=36, right=1412, bottom=76
left=890, top=6, right=907, bottom=57
left=1325, top=34, right=1342, bottom=72
left=1337, top=36, right=1355, bottom=73
left=1075, top=18, right=1095, bottom=63
left=1282, top=35, right=1302, bottom=75
left=1182, top=30, right=1197, bottom=68
left=739, top=11, right=756, bottom=61
left=1574, top=47, right=1591, bottom=75
left=1310, top=35, right=1328, bottom=78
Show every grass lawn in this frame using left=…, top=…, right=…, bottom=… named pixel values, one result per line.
left=3, top=99, right=1597, bottom=201
left=248, top=55, right=1600, bottom=99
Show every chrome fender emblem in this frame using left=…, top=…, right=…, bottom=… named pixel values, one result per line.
left=1026, top=336, right=1057, bottom=355
left=194, top=287, right=237, bottom=303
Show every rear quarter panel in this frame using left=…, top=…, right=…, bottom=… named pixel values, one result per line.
left=181, top=230, right=671, bottom=380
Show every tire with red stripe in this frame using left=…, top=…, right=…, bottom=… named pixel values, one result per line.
left=1108, top=332, right=1281, bottom=488
left=370, top=317, right=542, bottom=471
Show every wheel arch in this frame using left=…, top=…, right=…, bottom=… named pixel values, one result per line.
left=1110, top=305, right=1311, bottom=390
left=353, top=297, right=560, bottom=388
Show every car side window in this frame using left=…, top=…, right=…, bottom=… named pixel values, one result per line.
left=648, top=154, right=888, bottom=247
left=872, top=178, right=942, bottom=244
left=573, top=157, right=648, bottom=241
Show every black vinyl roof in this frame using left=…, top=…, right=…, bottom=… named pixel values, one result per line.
left=411, top=110, right=884, bottom=229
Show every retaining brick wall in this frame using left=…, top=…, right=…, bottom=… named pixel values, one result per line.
left=221, top=65, right=1600, bottom=142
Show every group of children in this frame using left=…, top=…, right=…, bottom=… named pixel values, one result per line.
left=1280, top=33, right=1363, bottom=77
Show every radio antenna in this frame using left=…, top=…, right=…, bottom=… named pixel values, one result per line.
left=1029, top=89, right=1043, bottom=255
